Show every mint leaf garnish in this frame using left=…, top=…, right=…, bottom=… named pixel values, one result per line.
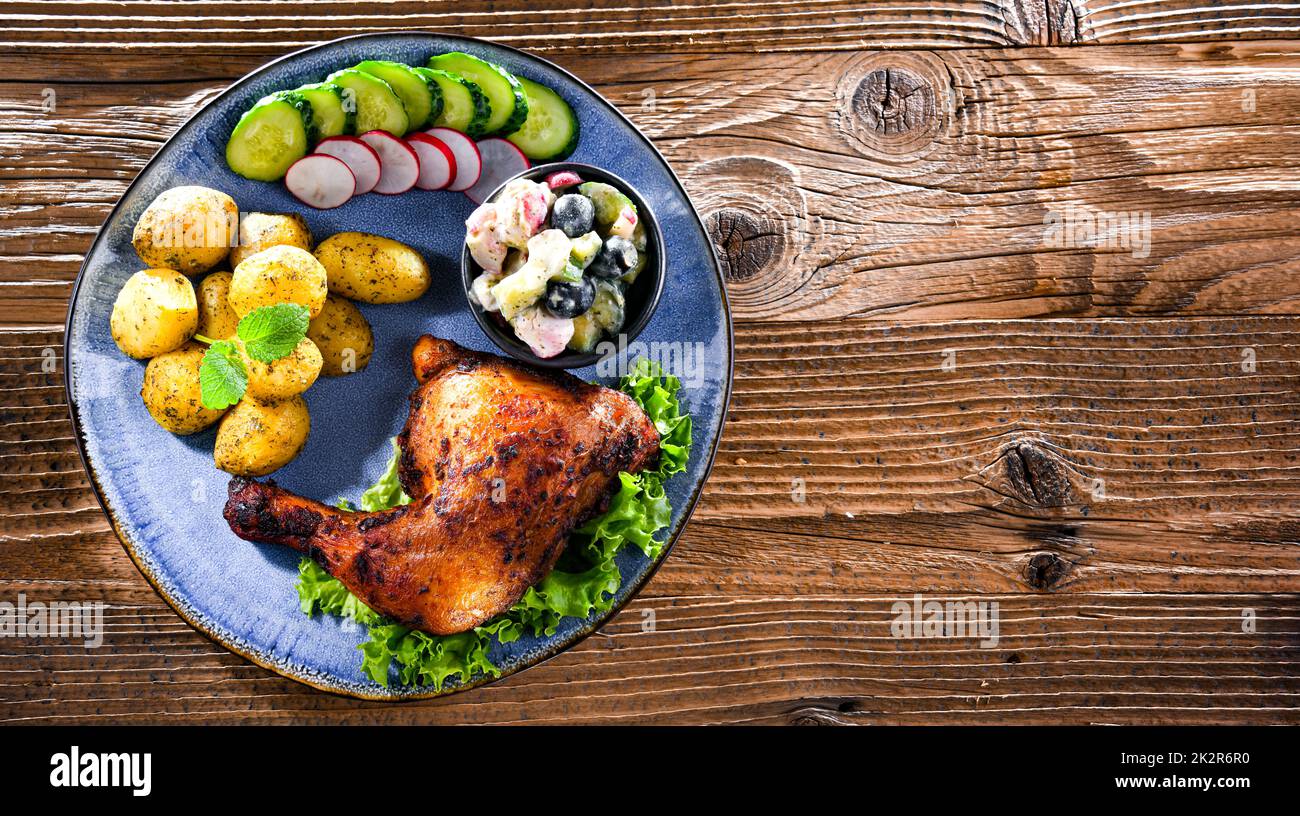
left=236, top=303, right=310, bottom=363
left=199, top=340, right=247, bottom=410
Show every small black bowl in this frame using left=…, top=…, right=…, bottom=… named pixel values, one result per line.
left=461, top=161, right=667, bottom=369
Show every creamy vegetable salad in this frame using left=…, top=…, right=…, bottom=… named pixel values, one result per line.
left=466, top=171, right=649, bottom=358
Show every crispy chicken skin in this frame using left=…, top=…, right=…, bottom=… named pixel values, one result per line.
left=223, top=335, right=660, bottom=635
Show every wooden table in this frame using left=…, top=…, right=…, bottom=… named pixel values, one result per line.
left=2, top=2, right=1299, bottom=725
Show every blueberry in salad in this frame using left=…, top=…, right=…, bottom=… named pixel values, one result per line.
left=551, top=193, right=595, bottom=238
left=590, top=235, right=638, bottom=279
left=544, top=277, right=596, bottom=318
left=466, top=172, right=648, bottom=359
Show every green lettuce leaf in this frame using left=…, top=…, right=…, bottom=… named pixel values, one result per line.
left=622, top=357, right=693, bottom=480
left=361, top=624, right=502, bottom=690
left=295, top=358, right=693, bottom=690
left=574, top=471, right=672, bottom=561
left=296, top=557, right=382, bottom=626
left=358, top=437, right=412, bottom=513
left=511, top=558, right=622, bottom=638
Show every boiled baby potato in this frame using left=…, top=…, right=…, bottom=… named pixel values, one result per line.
left=110, top=268, right=198, bottom=359
left=132, top=186, right=238, bottom=275
left=307, top=295, right=374, bottom=376
left=140, top=342, right=225, bottom=434
left=228, top=244, right=328, bottom=318
left=236, top=336, right=323, bottom=401
left=213, top=395, right=310, bottom=477
left=195, top=270, right=241, bottom=340
left=314, top=232, right=430, bottom=304
left=229, top=211, right=313, bottom=268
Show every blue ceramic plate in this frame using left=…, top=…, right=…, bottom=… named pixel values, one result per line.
left=65, top=33, right=732, bottom=699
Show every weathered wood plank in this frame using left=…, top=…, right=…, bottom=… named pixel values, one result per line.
left=4, top=4, right=1299, bottom=724
left=1, top=590, right=1295, bottom=724
left=3, top=317, right=1298, bottom=722
left=1078, top=0, right=1300, bottom=44
left=712, top=318, right=1300, bottom=517
left=5, top=43, right=1300, bottom=326
left=2, top=1, right=1297, bottom=57
left=8, top=319, right=1300, bottom=594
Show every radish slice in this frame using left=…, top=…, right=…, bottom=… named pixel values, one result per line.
left=464, top=138, right=531, bottom=204
left=426, top=127, right=481, bottom=192
left=284, top=154, right=355, bottom=209
left=406, top=133, right=457, bottom=191
left=313, top=136, right=381, bottom=195
left=544, top=170, right=583, bottom=190
left=359, top=130, right=420, bottom=195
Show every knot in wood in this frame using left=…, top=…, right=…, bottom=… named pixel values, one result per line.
left=706, top=208, right=782, bottom=282
left=837, top=56, right=949, bottom=162
left=1024, top=552, right=1071, bottom=590
left=1001, top=0, right=1080, bottom=46
left=685, top=156, right=815, bottom=317
left=788, top=710, right=841, bottom=725
left=851, top=68, right=936, bottom=136
left=1005, top=442, right=1073, bottom=508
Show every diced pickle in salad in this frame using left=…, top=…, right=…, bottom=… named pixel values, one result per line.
left=466, top=172, right=648, bottom=358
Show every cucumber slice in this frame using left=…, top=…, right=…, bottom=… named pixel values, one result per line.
left=414, top=67, right=490, bottom=138
left=590, top=279, right=626, bottom=334
left=427, top=52, right=527, bottom=136
left=292, top=83, right=353, bottom=141
left=507, top=76, right=579, bottom=160
left=570, top=231, right=602, bottom=269
left=353, top=60, right=439, bottom=131
left=578, top=181, right=637, bottom=229
left=325, top=68, right=409, bottom=136
left=225, top=93, right=312, bottom=181
left=568, top=312, right=602, bottom=353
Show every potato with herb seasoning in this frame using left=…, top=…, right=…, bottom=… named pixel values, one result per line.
left=195, top=270, right=241, bottom=340
left=235, top=336, right=323, bottom=401
left=229, top=211, right=313, bottom=268
left=132, top=186, right=238, bottom=275
left=228, top=244, right=328, bottom=318
left=213, top=395, right=310, bottom=477
left=314, top=232, right=430, bottom=304
left=140, top=342, right=226, bottom=434
left=110, top=268, right=199, bottom=359
left=307, top=295, right=374, bottom=376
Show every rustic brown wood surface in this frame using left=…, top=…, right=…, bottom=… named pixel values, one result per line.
left=1, top=3, right=1298, bottom=724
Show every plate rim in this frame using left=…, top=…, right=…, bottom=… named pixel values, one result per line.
left=62, top=31, right=735, bottom=701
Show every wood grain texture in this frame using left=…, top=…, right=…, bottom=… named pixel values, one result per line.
left=1, top=323, right=1297, bottom=723
left=4, top=1, right=1300, bottom=55
left=4, top=591, right=1296, bottom=724
left=5, top=43, right=1300, bottom=326
left=1, top=4, right=1298, bottom=725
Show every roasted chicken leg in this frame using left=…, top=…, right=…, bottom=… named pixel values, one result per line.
left=223, top=335, right=660, bottom=634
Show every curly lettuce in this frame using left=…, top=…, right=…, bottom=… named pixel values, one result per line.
left=295, top=358, right=693, bottom=690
